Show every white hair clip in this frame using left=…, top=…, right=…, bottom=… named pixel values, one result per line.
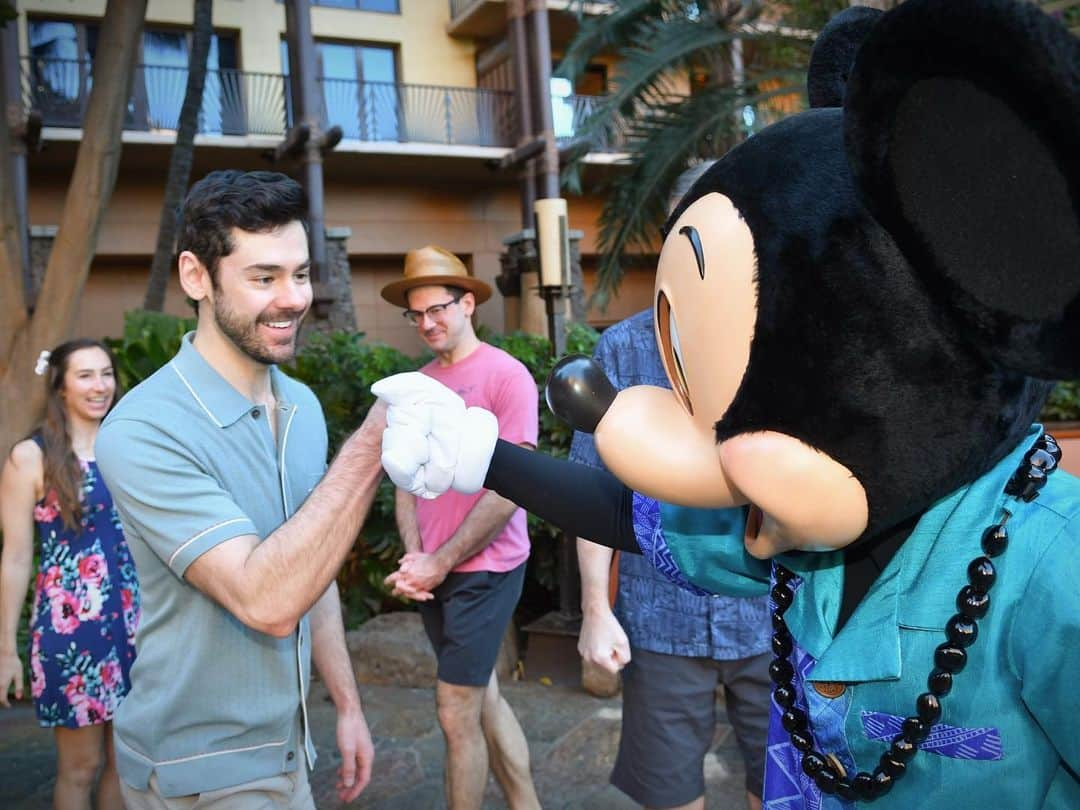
left=34, top=350, right=51, bottom=376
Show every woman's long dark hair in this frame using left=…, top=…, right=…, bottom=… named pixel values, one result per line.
left=38, top=339, right=121, bottom=528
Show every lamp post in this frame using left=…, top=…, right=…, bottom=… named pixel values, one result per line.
left=533, top=197, right=580, bottom=632
left=534, top=197, right=570, bottom=357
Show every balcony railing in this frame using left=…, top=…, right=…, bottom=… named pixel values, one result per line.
left=20, top=57, right=534, bottom=149
left=449, top=0, right=483, bottom=19
left=553, top=91, right=627, bottom=152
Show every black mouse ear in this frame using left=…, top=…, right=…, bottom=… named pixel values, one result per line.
left=806, top=5, right=882, bottom=109
left=845, top=0, right=1080, bottom=379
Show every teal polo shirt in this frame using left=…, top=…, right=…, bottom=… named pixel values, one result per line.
left=655, top=426, right=1080, bottom=808
left=96, top=334, right=328, bottom=797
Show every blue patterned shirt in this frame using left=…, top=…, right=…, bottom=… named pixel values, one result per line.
left=568, top=309, right=770, bottom=660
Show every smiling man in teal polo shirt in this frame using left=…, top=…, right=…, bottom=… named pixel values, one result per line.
left=96, top=171, right=385, bottom=807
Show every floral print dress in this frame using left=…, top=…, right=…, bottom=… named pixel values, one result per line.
left=28, top=454, right=140, bottom=728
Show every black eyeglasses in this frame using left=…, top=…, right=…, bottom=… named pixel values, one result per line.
left=402, top=295, right=462, bottom=326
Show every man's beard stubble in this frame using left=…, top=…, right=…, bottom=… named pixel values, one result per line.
left=213, top=294, right=301, bottom=366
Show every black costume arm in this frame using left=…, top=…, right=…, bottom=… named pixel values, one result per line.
left=483, top=439, right=639, bottom=553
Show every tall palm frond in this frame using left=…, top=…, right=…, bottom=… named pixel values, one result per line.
left=558, top=1, right=842, bottom=300
left=559, top=0, right=671, bottom=81
left=565, top=14, right=805, bottom=156
left=586, top=72, right=805, bottom=306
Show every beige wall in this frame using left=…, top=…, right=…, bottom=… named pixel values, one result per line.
left=17, top=0, right=478, bottom=86
left=17, top=0, right=655, bottom=348
left=36, top=162, right=652, bottom=350
left=72, top=256, right=656, bottom=355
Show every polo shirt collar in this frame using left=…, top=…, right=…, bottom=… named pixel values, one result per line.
left=170, top=332, right=292, bottom=428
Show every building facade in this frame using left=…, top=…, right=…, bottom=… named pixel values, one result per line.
left=13, top=0, right=657, bottom=353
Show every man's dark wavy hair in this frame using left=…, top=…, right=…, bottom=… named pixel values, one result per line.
left=178, top=170, right=309, bottom=284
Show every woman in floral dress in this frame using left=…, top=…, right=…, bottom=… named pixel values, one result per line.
left=0, top=339, right=139, bottom=810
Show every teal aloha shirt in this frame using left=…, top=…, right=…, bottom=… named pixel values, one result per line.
left=636, top=426, right=1080, bottom=808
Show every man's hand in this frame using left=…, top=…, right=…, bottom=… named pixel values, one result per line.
left=396, top=552, right=450, bottom=594
left=372, top=372, right=499, bottom=499
left=578, top=605, right=631, bottom=675
left=0, top=652, right=24, bottom=707
left=383, top=550, right=450, bottom=601
left=335, top=704, right=374, bottom=803
left=383, top=567, right=434, bottom=602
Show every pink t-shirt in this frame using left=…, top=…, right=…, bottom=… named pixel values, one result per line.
left=416, top=342, right=539, bottom=572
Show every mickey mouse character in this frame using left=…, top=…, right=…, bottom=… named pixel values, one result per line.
left=373, top=1, right=1079, bottom=806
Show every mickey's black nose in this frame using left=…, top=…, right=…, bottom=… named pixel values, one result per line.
left=545, top=355, right=617, bottom=434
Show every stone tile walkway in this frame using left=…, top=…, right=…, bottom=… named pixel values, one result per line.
left=1, top=678, right=748, bottom=809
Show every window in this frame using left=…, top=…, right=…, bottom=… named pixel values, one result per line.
left=314, top=0, right=399, bottom=10
left=139, top=29, right=240, bottom=133
left=551, top=77, right=575, bottom=140
left=27, top=19, right=239, bottom=132
left=281, top=40, right=398, bottom=141
left=277, top=0, right=400, bottom=12
left=27, top=19, right=98, bottom=124
left=575, top=64, right=608, bottom=96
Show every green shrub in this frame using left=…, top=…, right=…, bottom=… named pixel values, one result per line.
left=104, top=310, right=197, bottom=390
left=1040, top=381, right=1080, bottom=423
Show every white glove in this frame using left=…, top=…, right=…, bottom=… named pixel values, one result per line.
left=371, top=372, right=499, bottom=499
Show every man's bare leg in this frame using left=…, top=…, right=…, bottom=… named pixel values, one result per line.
left=480, top=670, right=539, bottom=810
left=436, top=679, right=488, bottom=810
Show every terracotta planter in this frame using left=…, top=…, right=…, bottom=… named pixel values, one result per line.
left=1043, top=421, right=1080, bottom=478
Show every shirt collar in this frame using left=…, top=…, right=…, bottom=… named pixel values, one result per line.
left=169, top=332, right=292, bottom=428
left=793, top=424, right=1043, bottom=684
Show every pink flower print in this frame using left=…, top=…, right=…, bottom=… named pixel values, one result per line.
left=121, top=588, right=133, bottom=612
left=29, top=632, right=45, bottom=699
left=77, top=553, right=107, bottom=586
left=42, top=565, right=64, bottom=596
left=63, top=673, right=86, bottom=702
left=72, top=694, right=107, bottom=726
left=50, top=590, right=81, bottom=634
left=99, top=658, right=122, bottom=690
left=33, top=491, right=61, bottom=524
left=101, top=682, right=121, bottom=716
left=76, top=585, right=103, bottom=622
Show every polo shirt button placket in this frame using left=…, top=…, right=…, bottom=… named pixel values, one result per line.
left=251, top=408, right=261, bottom=419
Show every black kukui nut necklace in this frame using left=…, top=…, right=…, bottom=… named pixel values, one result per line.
left=768, top=433, right=1061, bottom=802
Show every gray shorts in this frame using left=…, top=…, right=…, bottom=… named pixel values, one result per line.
left=418, top=563, right=525, bottom=687
left=611, top=648, right=771, bottom=807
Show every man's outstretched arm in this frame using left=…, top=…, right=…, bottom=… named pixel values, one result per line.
left=98, top=403, right=388, bottom=638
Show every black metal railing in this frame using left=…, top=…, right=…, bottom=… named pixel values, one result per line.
left=449, top=0, right=480, bottom=20
left=20, top=57, right=623, bottom=152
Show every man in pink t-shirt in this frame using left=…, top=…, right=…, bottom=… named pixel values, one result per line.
left=381, top=246, right=540, bottom=810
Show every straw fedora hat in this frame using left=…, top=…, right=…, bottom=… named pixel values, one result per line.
left=380, top=246, right=492, bottom=308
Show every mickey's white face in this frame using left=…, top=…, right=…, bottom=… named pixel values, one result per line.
left=594, top=192, right=869, bottom=558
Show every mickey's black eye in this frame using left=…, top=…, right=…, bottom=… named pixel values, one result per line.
left=679, top=225, right=706, bottom=280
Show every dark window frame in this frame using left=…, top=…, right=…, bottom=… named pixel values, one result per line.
left=275, top=0, right=401, bottom=14
left=26, top=15, right=241, bottom=133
